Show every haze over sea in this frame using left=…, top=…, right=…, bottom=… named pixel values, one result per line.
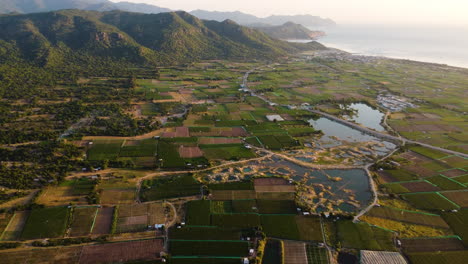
left=309, top=24, right=468, bottom=69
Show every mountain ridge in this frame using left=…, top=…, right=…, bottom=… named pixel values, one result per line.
left=0, top=9, right=326, bottom=71
left=252, top=22, right=326, bottom=40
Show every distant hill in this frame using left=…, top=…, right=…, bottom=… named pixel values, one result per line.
left=190, top=10, right=336, bottom=27
left=0, top=10, right=326, bottom=69
left=0, top=0, right=171, bottom=14
left=252, top=22, right=326, bottom=40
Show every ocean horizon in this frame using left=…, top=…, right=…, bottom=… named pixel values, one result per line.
left=304, top=24, right=468, bottom=69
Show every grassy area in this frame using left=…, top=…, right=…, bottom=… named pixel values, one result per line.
left=87, top=139, right=123, bottom=161
left=69, top=207, right=98, bottom=237
left=336, top=221, right=395, bottom=251
left=169, top=226, right=241, bottom=240
left=211, top=214, right=261, bottom=228
left=201, top=144, right=256, bottom=160
left=406, top=251, right=468, bottom=264
left=442, top=209, right=468, bottom=246
left=21, top=207, right=70, bottom=239
left=140, top=174, right=201, bottom=201
left=403, top=193, right=460, bottom=211
left=262, top=239, right=283, bottom=264
left=261, top=215, right=300, bottom=240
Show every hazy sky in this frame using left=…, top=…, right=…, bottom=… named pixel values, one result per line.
left=110, top=0, right=468, bottom=26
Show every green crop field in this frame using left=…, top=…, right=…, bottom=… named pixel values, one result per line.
left=406, top=251, right=468, bottom=264
left=21, top=207, right=70, bottom=239
left=403, top=193, right=460, bottom=211
left=69, top=207, right=98, bottom=237
left=119, top=139, right=158, bottom=157
left=261, top=215, right=300, bottom=240
left=186, top=200, right=211, bottom=226
left=208, top=181, right=254, bottom=190
left=232, top=200, right=258, bottom=213
left=296, top=216, right=324, bottom=241
left=262, top=239, right=283, bottom=264
left=201, top=144, right=256, bottom=160
left=409, top=146, right=450, bottom=160
left=366, top=206, right=449, bottom=228
left=210, top=201, right=234, bottom=214
left=257, top=200, right=297, bottom=214
left=59, top=178, right=97, bottom=196
left=87, top=139, right=124, bottom=161
left=336, top=221, right=395, bottom=251
left=169, top=240, right=249, bottom=257
left=169, top=226, right=241, bottom=240
left=140, top=174, right=201, bottom=201
left=426, top=175, right=466, bottom=190
left=306, top=245, right=329, bottom=264
left=442, top=210, right=468, bottom=246
left=168, top=257, right=241, bottom=264
left=211, top=214, right=261, bottom=228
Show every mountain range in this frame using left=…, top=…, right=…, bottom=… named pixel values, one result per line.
left=0, top=9, right=326, bottom=70
left=0, top=0, right=335, bottom=27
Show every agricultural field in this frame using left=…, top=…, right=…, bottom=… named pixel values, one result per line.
left=261, top=215, right=300, bottom=240
left=169, top=226, right=241, bottom=240
left=441, top=191, right=468, bottom=208
left=366, top=206, right=449, bottom=228
left=262, top=239, right=283, bottom=264
left=360, top=250, right=407, bottom=264
left=306, top=245, right=329, bottom=264
left=69, top=207, right=99, bottom=237
left=403, top=192, right=460, bottom=211
left=442, top=210, right=468, bottom=246
left=401, top=237, right=465, bottom=252
left=91, top=207, right=114, bottom=235
left=406, top=250, right=468, bottom=264
left=140, top=174, right=201, bottom=201
left=114, top=202, right=167, bottom=233
left=1, top=211, right=28, bottom=241
left=0, top=246, right=83, bottom=264
left=335, top=221, right=395, bottom=251
left=21, top=207, right=70, bottom=239
left=283, top=241, right=308, bottom=264
left=80, top=239, right=164, bottom=263
left=36, top=178, right=97, bottom=206
left=169, top=240, right=249, bottom=257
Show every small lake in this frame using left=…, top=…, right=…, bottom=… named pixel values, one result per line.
left=308, top=117, right=395, bottom=153
left=341, top=103, right=385, bottom=131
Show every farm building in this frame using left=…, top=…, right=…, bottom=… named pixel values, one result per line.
left=266, top=114, right=284, bottom=122
left=360, top=250, right=407, bottom=264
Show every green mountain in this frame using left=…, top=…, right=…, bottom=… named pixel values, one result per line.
left=252, top=22, right=326, bottom=40
left=0, top=10, right=326, bottom=69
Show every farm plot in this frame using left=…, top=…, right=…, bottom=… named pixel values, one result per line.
left=0, top=246, right=83, bottom=264
left=254, top=178, right=290, bottom=186
left=116, top=203, right=149, bottom=233
left=140, top=174, right=201, bottom=201
left=87, top=139, right=123, bottom=161
left=401, top=237, right=465, bottom=252
left=186, top=200, right=211, bottom=226
left=211, top=214, right=261, bottom=228
left=255, top=185, right=296, bottom=193
left=36, top=178, right=96, bottom=206
left=21, top=207, right=70, bottom=239
left=119, top=139, right=158, bottom=157
left=232, top=200, right=258, bottom=213
left=426, top=175, right=466, bottom=190
left=401, top=181, right=441, bottom=192
left=69, top=207, right=98, bottom=237
left=0, top=213, right=12, bottom=238
left=284, top=241, right=308, bottom=264
left=360, top=250, right=406, bottom=264
left=1, top=211, right=28, bottom=241
left=198, top=137, right=242, bottom=144
left=257, top=192, right=296, bottom=200
left=178, top=146, right=203, bottom=158
left=169, top=258, right=241, bottom=264
left=403, top=192, right=460, bottom=211
left=439, top=155, right=468, bottom=168
left=91, top=207, right=114, bottom=235
left=262, top=239, right=283, bottom=264
left=261, top=215, right=300, bottom=240
left=79, top=239, right=164, bottom=264
left=366, top=206, right=449, bottom=228
left=336, top=221, right=395, bottom=251
left=201, top=144, right=256, bottom=160
left=257, top=200, right=297, bottom=214
left=306, top=245, right=329, bottom=264
left=296, top=216, right=324, bottom=242
left=442, top=210, right=468, bottom=246
left=211, top=190, right=256, bottom=200
left=169, top=240, right=249, bottom=257
left=441, top=169, right=467, bottom=178
left=441, top=191, right=468, bottom=207
left=169, top=226, right=241, bottom=240
left=406, top=250, right=468, bottom=264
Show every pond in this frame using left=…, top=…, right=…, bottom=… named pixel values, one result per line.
left=341, top=103, right=385, bottom=131
left=308, top=117, right=395, bottom=154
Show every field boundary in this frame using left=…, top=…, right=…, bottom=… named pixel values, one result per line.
left=89, top=207, right=100, bottom=234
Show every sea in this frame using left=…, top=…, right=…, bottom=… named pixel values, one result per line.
left=298, top=24, right=468, bottom=69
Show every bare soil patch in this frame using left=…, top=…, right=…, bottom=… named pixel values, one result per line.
left=401, top=237, right=465, bottom=252
left=401, top=181, right=441, bottom=192
left=441, top=191, right=468, bottom=207
left=441, top=169, right=467, bottom=178
left=198, top=138, right=242, bottom=144
left=92, top=207, right=113, bottom=235
left=79, top=239, right=163, bottom=264
left=283, top=241, right=307, bottom=264
left=178, top=146, right=203, bottom=158
left=254, top=178, right=290, bottom=186
left=255, top=185, right=296, bottom=193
